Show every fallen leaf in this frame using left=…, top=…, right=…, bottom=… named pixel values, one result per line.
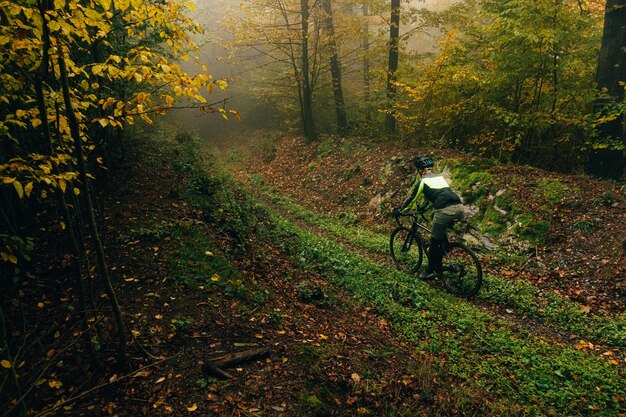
left=48, top=380, right=63, bottom=389
left=351, top=373, right=361, bottom=383
left=1, top=360, right=11, bottom=369
left=580, top=305, right=591, bottom=314
left=210, top=274, right=220, bottom=282
left=187, top=404, right=197, bottom=412
left=156, top=377, right=166, bottom=383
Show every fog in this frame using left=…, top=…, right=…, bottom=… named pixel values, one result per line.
left=165, top=0, right=458, bottom=147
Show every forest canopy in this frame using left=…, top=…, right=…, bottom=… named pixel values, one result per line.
left=223, top=0, right=624, bottom=171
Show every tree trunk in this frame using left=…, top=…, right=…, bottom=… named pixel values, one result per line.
left=322, top=0, right=347, bottom=133
left=57, top=50, right=127, bottom=366
left=301, top=0, right=317, bottom=143
left=589, top=0, right=626, bottom=179
left=362, top=4, right=371, bottom=103
left=385, top=0, right=400, bottom=136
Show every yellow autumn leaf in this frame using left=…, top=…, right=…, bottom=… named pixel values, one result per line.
left=210, top=274, right=219, bottom=282
left=13, top=180, right=23, bottom=198
left=187, top=404, right=197, bottom=412
left=0, top=360, right=11, bottom=369
left=24, top=182, right=33, bottom=198
left=48, top=380, right=63, bottom=389
left=58, top=179, right=66, bottom=193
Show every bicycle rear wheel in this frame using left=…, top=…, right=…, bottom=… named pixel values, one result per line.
left=390, top=227, right=424, bottom=273
left=440, top=242, right=482, bottom=297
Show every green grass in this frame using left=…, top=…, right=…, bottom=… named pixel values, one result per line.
left=251, top=182, right=626, bottom=350
left=263, top=198, right=626, bottom=416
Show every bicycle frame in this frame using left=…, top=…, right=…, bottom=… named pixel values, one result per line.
left=396, top=211, right=432, bottom=239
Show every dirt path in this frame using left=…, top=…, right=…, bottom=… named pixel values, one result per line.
left=233, top=168, right=626, bottom=367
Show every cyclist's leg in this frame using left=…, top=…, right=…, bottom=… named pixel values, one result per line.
left=428, top=205, right=463, bottom=273
left=426, top=214, right=449, bottom=274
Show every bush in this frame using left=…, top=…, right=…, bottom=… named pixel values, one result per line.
left=515, top=214, right=550, bottom=244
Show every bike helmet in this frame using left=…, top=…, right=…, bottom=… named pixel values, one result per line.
left=413, top=156, right=434, bottom=170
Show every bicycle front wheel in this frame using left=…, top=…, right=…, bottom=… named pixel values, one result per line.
left=390, top=227, right=424, bottom=273
left=440, top=242, right=482, bottom=298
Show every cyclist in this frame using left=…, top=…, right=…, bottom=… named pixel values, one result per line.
left=391, top=156, right=464, bottom=279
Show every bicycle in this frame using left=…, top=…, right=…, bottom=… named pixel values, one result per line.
left=389, top=205, right=483, bottom=298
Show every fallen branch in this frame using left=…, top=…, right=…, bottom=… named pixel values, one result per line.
left=201, top=346, right=270, bottom=379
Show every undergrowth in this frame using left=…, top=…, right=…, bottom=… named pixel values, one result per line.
left=172, top=137, right=626, bottom=416
left=249, top=180, right=626, bottom=350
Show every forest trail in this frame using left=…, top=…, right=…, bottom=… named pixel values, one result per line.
left=234, top=171, right=625, bottom=364
left=5, top=131, right=625, bottom=417
left=224, top=135, right=626, bottom=362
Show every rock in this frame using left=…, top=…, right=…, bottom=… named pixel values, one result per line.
left=493, top=203, right=508, bottom=215
left=481, top=236, right=497, bottom=251
left=463, top=233, right=481, bottom=247
left=368, top=194, right=384, bottom=210
left=463, top=205, right=480, bottom=220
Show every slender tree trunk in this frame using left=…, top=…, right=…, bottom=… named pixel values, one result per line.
left=385, top=0, right=400, bottom=136
left=588, top=0, right=625, bottom=179
left=322, top=0, right=347, bottom=133
left=57, top=49, right=127, bottom=366
left=35, top=0, right=51, bottom=155
left=362, top=4, right=370, bottom=103
left=300, top=0, right=316, bottom=143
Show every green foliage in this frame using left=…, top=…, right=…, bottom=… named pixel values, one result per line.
left=124, top=224, right=171, bottom=243
left=171, top=317, right=194, bottom=332
left=515, top=214, right=550, bottom=244
left=535, top=179, right=567, bottom=205
left=336, top=211, right=358, bottom=225
left=480, top=206, right=507, bottom=237
left=341, top=164, right=362, bottom=181
left=297, top=282, right=333, bottom=307
left=395, top=0, right=602, bottom=168
left=572, top=219, right=594, bottom=232
left=448, top=160, right=494, bottom=204
left=592, top=190, right=617, bottom=207
left=315, top=138, right=335, bottom=160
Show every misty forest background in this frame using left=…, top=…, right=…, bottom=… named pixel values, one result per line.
left=0, top=0, right=625, bottom=416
